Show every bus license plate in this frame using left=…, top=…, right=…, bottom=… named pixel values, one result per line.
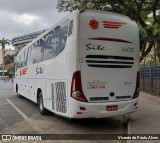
left=106, top=105, right=118, bottom=111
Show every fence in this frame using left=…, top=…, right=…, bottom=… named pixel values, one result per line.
left=140, top=64, right=160, bottom=96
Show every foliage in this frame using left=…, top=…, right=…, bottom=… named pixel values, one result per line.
left=0, top=38, right=10, bottom=50
left=4, top=54, right=15, bottom=75
left=57, top=0, right=160, bottom=62
left=0, top=38, right=10, bottom=76
left=5, top=64, right=11, bottom=71
left=4, top=54, right=14, bottom=65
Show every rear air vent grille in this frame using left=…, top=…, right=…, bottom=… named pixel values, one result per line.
left=55, top=82, right=67, bottom=113
left=51, top=83, right=55, bottom=110
left=90, top=97, right=109, bottom=101
left=86, top=55, right=134, bottom=68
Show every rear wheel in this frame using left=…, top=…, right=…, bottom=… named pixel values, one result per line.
left=38, top=92, right=46, bottom=115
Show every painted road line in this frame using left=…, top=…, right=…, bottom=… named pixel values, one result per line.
left=127, top=114, right=132, bottom=134
left=7, top=98, right=29, bottom=121
left=127, top=114, right=132, bottom=143
left=7, top=98, right=43, bottom=134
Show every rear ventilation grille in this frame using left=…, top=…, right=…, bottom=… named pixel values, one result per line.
left=86, top=55, right=134, bottom=68
left=51, top=83, right=55, bottom=110
left=55, top=82, right=67, bottom=113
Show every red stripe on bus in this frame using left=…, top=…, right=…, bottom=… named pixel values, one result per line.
left=103, top=21, right=126, bottom=25
left=103, top=26, right=119, bottom=28
left=89, top=37, right=132, bottom=43
left=103, top=24, right=123, bottom=27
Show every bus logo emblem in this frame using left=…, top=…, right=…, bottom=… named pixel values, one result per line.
left=20, top=67, right=28, bottom=76
left=89, top=19, right=99, bottom=30
left=36, top=67, right=44, bottom=75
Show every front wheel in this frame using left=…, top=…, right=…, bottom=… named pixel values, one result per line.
left=38, top=92, right=46, bottom=115
left=16, top=85, right=22, bottom=98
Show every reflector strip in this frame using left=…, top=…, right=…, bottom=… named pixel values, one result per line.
left=116, top=95, right=131, bottom=100
left=79, top=107, right=86, bottom=111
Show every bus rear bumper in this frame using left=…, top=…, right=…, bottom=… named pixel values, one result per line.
left=68, top=98, right=139, bottom=118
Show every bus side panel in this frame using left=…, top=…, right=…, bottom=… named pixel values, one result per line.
left=46, top=80, right=52, bottom=111
left=27, top=79, right=35, bottom=101
left=66, top=40, right=79, bottom=117
left=23, top=78, right=27, bottom=97
left=17, top=78, right=26, bottom=97
left=65, top=12, right=80, bottom=118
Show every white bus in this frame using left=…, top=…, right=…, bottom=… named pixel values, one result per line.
left=14, top=10, right=140, bottom=118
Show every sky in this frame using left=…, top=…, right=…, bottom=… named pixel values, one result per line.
left=0, top=0, right=68, bottom=49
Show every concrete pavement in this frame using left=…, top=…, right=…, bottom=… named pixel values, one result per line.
left=1, top=80, right=160, bottom=143
left=0, top=80, right=126, bottom=143
left=130, top=92, right=160, bottom=143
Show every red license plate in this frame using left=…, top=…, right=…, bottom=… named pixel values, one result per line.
left=106, top=105, right=118, bottom=111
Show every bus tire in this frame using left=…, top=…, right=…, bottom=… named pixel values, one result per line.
left=16, top=84, right=22, bottom=98
left=38, top=92, right=46, bottom=115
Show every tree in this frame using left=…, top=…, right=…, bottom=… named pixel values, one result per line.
left=57, top=0, right=160, bottom=62
left=4, top=54, right=14, bottom=65
left=0, top=38, right=10, bottom=77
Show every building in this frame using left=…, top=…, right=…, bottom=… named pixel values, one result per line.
left=5, top=49, right=15, bottom=56
left=0, top=70, right=7, bottom=77
left=12, top=29, right=46, bottom=55
left=0, top=48, right=14, bottom=65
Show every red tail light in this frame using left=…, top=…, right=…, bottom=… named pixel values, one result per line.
left=70, top=71, right=88, bottom=102
left=132, top=71, right=140, bottom=99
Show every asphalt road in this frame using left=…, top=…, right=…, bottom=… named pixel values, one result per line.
left=0, top=80, right=126, bottom=143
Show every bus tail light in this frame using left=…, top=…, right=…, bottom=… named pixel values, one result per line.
left=71, top=71, right=88, bottom=102
left=132, top=71, right=140, bottom=99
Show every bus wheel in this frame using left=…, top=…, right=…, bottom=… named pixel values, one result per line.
left=16, top=84, right=22, bottom=98
left=38, top=92, right=46, bottom=115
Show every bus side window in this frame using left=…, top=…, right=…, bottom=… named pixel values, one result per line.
left=23, top=48, right=28, bottom=67
left=24, top=19, right=70, bottom=65
left=53, top=20, right=69, bottom=56
left=15, top=63, right=18, bottom=71
left=33, top=39, right=43, bottom=63
left=68, top=20, right=73, bottom=36
left=16, top=52, right=25, bottom=69
left=43, top=19, right=69, bottom=60
left=27, top=46, right=33, bottom=65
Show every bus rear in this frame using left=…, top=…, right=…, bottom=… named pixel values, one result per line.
left=70, top=10, right=139, bottom=118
